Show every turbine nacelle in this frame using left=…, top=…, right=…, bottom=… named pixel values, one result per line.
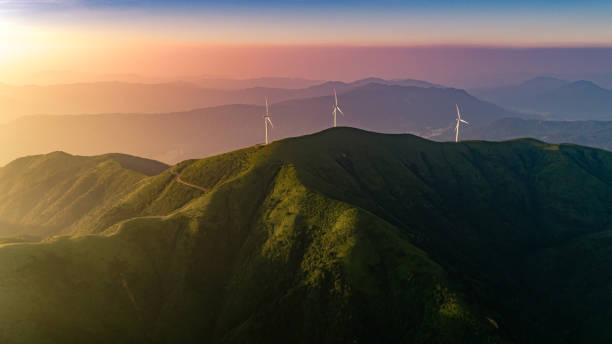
left=264, top=115, right=274, bottom=128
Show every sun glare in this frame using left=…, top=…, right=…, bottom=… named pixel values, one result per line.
left=0, top=18, right=9, bottom=61
left=0, top=18, right=24, bottom=64
left=0, top=16, right=68, bottom=81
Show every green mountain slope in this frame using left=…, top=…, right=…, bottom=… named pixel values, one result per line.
left=0, top=148, right=498, bottom=343
left=0, top=152, right=168, bottom=238
left=1, top=128, right=612, bottom=343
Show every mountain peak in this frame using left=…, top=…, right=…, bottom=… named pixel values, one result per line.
left=520, top=76, right=568, bottom=88
left=351, top=77, right=441, bottom=88
left=4, top=151, right=168, bottom=176
left=565, top=79, right=604, bottom=90
left=352, top=77, right=387, bottom=84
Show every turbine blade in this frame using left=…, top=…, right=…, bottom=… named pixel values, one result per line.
left=337, top=107, right=344, bottom=116
left=334, top=88, right=338, bottom=105
left=267, top=118, right=274, bottom=128
left=460, top=119, right=469, bottom=124
left=456, top=104, right=461, bottom=118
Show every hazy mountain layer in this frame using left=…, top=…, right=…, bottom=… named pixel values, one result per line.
left=0, top=83, right=518, bottom=166
left=471, top=76, right=569, bottom=105
left=435, top=118, right=612, bottom=152
left=0, top=78, right=440, bottom=121
left=473, top=77, right=612, bottom=119
left=0, top=128, right=611, bottom=342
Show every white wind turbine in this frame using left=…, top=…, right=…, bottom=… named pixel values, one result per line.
left=331, top=88, right=344, bottom=127
left=264, top=97, right=274, bottom=145
left=455, top=104, right=469, bottom=142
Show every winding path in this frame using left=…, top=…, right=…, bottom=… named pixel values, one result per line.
left=111, top=166, right=210, bottom=333
left=110, top=167, right=208, bottom=235
left=170, top=169, right=209, bottom=192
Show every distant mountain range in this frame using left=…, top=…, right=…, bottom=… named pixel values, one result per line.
left=0, top=77, right=442, bottom=122
left=432, top=117, right=612, bottom=152
left=0, top=83, right=517, bottom=165
left=569, top=71, right=612, bottom=90
left=472, top=77, right=612, bottom=120
left=1, top=128, right=612, bottom=342
left=472, top=77, right=568, bottom=104
left=11, top=72, right=324, bottom=90
left=190, top=76, right=324, bottom=90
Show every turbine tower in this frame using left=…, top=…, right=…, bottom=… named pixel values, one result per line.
left=331, top=88, right=344, bottom=127
left=264, top=97, right=274, bottom=145
left=455, top=104, right=469, bottom=142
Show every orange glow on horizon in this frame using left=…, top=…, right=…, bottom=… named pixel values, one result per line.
left=1, top=3, right=612, bottom=85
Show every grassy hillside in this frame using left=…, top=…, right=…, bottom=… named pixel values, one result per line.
left=0, top=152, right=168, bottom=238
left=0, top=142, right=499, bottom=343
left=0, top=128, right=611, bottom=342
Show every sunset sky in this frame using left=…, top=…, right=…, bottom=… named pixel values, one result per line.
left=2, top=0, right=612, bottom=86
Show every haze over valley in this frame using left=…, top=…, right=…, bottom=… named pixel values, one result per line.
left=0, top=81, right=521, bottom=165
left=4, top=75, right=612, bottom=166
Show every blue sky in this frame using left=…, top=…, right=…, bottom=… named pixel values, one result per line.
left=4, top=0, right=612, bottom=13
left=2, top=0, right=612, bottom=84
left=3, top=0, right=612, bottom=47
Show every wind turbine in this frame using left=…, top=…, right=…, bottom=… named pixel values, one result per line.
left=454, top=104, right=469, bottom=142
left=264, top=97, right=274, bottom=145
left=331, top=88, right=344, bottom=127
